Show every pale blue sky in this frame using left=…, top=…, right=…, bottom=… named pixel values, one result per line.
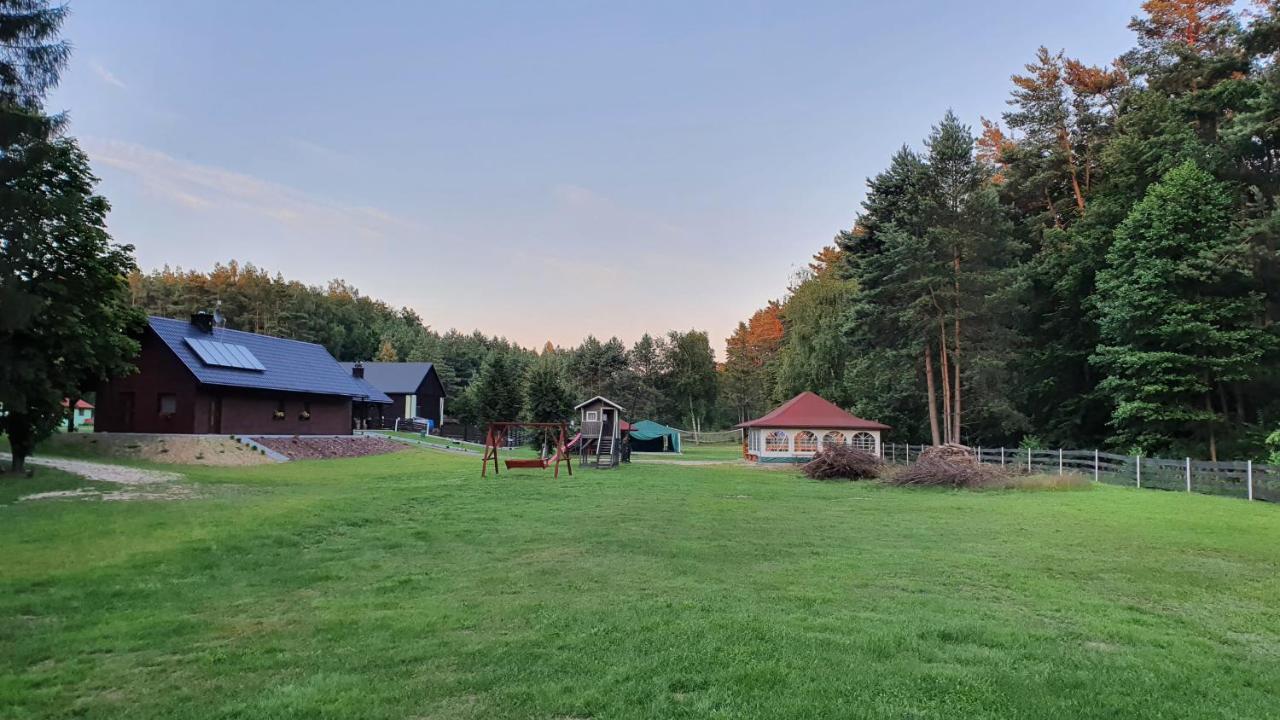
left=55, top=1, right=1142, bottom=353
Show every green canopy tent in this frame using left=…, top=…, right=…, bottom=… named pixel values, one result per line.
left=629, top=420, right=682, bottom=453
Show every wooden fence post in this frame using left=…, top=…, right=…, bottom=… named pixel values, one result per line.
left=1094, top=449, right=1099, bottom=483
left=1058, top=448, right=1063, bottom=476
left=1027, top=447, right=1032, bottom=474
left=1247, top=460, right=1253, bottom=502
left=1000, top=447, right=1005, bottom=468
left=1136, top=455, right=1141, bottom=488
left=977, top=446, right=982, bottom=465
left=1185, top=457, right=1191, bottom=493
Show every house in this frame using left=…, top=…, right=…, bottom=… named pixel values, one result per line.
left=61, top=398, right=95, bottom=430
left=339, top=362, right=446, bottom=429
left=736, top=391, right=889, bottom=463
left=95, top=313, right=391, bottom=435
left=575, top=396, right=628, bottom=468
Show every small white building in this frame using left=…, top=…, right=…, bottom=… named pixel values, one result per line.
left=736, top=391, right=890, bottom=464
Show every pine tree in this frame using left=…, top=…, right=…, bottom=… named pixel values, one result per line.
left=468, top=352, right=524, bottom=427
left=523, top=354, right=573, bottom=424
left=1092, top=161, right=1270, bottom=456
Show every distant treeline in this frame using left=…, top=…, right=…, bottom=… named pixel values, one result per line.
left=724, top=2, right=1280, bottom=460
left=127, top=263, right=721, bottom=430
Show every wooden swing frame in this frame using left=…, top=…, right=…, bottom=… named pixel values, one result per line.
left=480, top=421, right=573, bottom=478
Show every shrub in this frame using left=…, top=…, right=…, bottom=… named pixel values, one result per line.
left=886, top=444, right=1006, bottom=489
left=802, top=445, right=882, bottom=481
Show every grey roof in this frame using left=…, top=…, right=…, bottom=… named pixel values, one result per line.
left=149, top=316, right=391, bottom=403
left=575, top=395, right=625, bottom=411
left=338, top=362, right=440, bottom=395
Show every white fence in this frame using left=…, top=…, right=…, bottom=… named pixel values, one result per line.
left=882, top=443, right=1276, bottom=503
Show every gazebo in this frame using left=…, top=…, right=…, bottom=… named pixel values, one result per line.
left=736, top=391, right=890, bottom=463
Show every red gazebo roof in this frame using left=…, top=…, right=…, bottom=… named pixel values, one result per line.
left=735, top=392, right=890, bottom=431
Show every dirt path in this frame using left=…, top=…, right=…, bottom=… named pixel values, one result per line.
left=2, top=453, right=193, bottom=502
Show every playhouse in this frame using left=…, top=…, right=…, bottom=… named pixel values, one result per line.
left=575, top=396, right=627, bottom=468
left=737, top=391, right=889, bottom=463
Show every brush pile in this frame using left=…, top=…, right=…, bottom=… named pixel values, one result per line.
left=888, top=443, right=1005, bottom=488
left=802, top=445, right=883, bottom=481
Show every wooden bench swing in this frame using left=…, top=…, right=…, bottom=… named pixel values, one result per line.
left=480, top=421, right=573, bottom=478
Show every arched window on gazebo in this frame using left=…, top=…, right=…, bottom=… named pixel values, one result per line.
left=823, top=431, right=846, bottom=448
left=794, top=431, right=818, bottom=453
left=765, top=430, right=790, bottom=452
left=851, top=431, right=876, bottom=453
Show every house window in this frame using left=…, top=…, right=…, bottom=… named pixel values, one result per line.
left=585, top=410, right=598, bottom=422
left=823, top=431, right=846, bottom=448
left=405, top=395, right=417, bottom=419
left=300, top=401, right=311, bottom=421
left=158, top=394, right=177, bottom=416
left=274, top=398, right=286, bottom=420
left=748, top=430, right=760, bottom=452
left=765, top=430, right=789, bottom=452
left=794, top=431, right=818, bottom=453
left=851, top=431, right=876, bottom=453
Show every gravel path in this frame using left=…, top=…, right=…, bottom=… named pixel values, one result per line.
left=2, top=453, right=192, bottom=502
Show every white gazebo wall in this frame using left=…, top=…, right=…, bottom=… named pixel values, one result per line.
left=746, top=428, right=881, bottom=463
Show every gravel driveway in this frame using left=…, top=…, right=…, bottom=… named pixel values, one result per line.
left=2, top=453, right=192, bottom=501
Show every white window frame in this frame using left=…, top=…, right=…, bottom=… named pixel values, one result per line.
left=585, top=410, right=598, bottom=422
left=851, top=431, right=876, bottom=453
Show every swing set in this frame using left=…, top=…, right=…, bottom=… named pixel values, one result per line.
left=480, top=421, right=573, bottom=477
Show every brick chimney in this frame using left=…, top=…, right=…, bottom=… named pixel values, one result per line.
left=352, top=361, right=364, bottom=379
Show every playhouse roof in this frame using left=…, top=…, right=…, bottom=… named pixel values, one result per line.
left=735, top=392, right=890, bottom=431
left=575, top=395, right=625, bottom=411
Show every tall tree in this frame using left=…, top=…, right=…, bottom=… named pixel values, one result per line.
left=663, top=330, right=717, bottom=432
left=467, top=352, right=524, bottom=427
left=1, top=1, right=144, bottom=473
left=1092, top=161, right=1270, bottom=457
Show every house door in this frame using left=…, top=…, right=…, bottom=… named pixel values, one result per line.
left=119, top=392, right=135, bottom=431
left=209, top=395, right=222, bottom=434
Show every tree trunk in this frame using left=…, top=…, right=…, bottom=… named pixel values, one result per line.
left=938, top=321, right=952, bottom=444
left=6, top=412, right=35, bottom=475
left=953, top=252, right=962, bottom=445
left=924, top=344, right=942, bottom=446
left=1060, top=128, right=1086, bottom=212
left=1233, top=382, right=1247, bottom=424
left=1204, top=393, right=1218, bottom=462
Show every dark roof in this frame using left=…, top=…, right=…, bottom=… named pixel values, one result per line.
left=337, top=362, right=440, bottom=395
left=148, top=316, right=391, bottom=403
left=735, top=392, right=890, bottom=431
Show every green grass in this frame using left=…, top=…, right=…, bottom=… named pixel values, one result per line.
left=2, top=448, right=1279, bottom=719
left=634, top=440, right=743, bottom=461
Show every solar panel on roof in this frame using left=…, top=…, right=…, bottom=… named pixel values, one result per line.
left=184, top=337, right=266, bottom=371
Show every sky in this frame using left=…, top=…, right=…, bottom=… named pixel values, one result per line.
left=54, top=0, right=1143, bottom=355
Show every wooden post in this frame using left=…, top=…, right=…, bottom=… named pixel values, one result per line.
left=1027, top=447, right=1032, bottom=474
left=1058, top=448, right=1063, bottom=476
left=1136, top=455, right=1141, bottom=488
left=1000, top=447, right=1005, bottom=468
left=977, top=446, right=983, bottom=465
left=1094, top=449, right=1099, bottom=483
left=1185, top=457, right=1191, bottom=493
left=1247, top=460, right=1253, bottom=501
left=891, top=443, right=896, bottom=464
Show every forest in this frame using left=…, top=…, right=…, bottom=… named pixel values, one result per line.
left=725, top=0, right=1280, bottom=460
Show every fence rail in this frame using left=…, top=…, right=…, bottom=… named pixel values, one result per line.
left=881, top=442, right=1275, bottom=503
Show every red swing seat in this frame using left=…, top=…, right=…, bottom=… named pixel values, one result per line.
left=504, top=458, right=549, bottom=469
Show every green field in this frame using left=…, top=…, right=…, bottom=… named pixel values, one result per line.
left=2, top=446, right=1279, bottom=719
left=633, top=440, right=743, bottom=462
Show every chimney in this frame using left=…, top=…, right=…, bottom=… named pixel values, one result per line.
left=190, top=311, right=215, bottom=333
left=352, top=361, right=365, bottom=379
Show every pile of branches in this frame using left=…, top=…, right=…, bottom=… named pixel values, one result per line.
left=887, top=443, right=1005, bottom=489
left=802, top=444, right=883, bottom=481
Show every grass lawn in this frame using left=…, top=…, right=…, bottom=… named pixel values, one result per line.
left=634, top=441, right=744, bottom=462
left=2, top=447, right=1279, bottom=719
